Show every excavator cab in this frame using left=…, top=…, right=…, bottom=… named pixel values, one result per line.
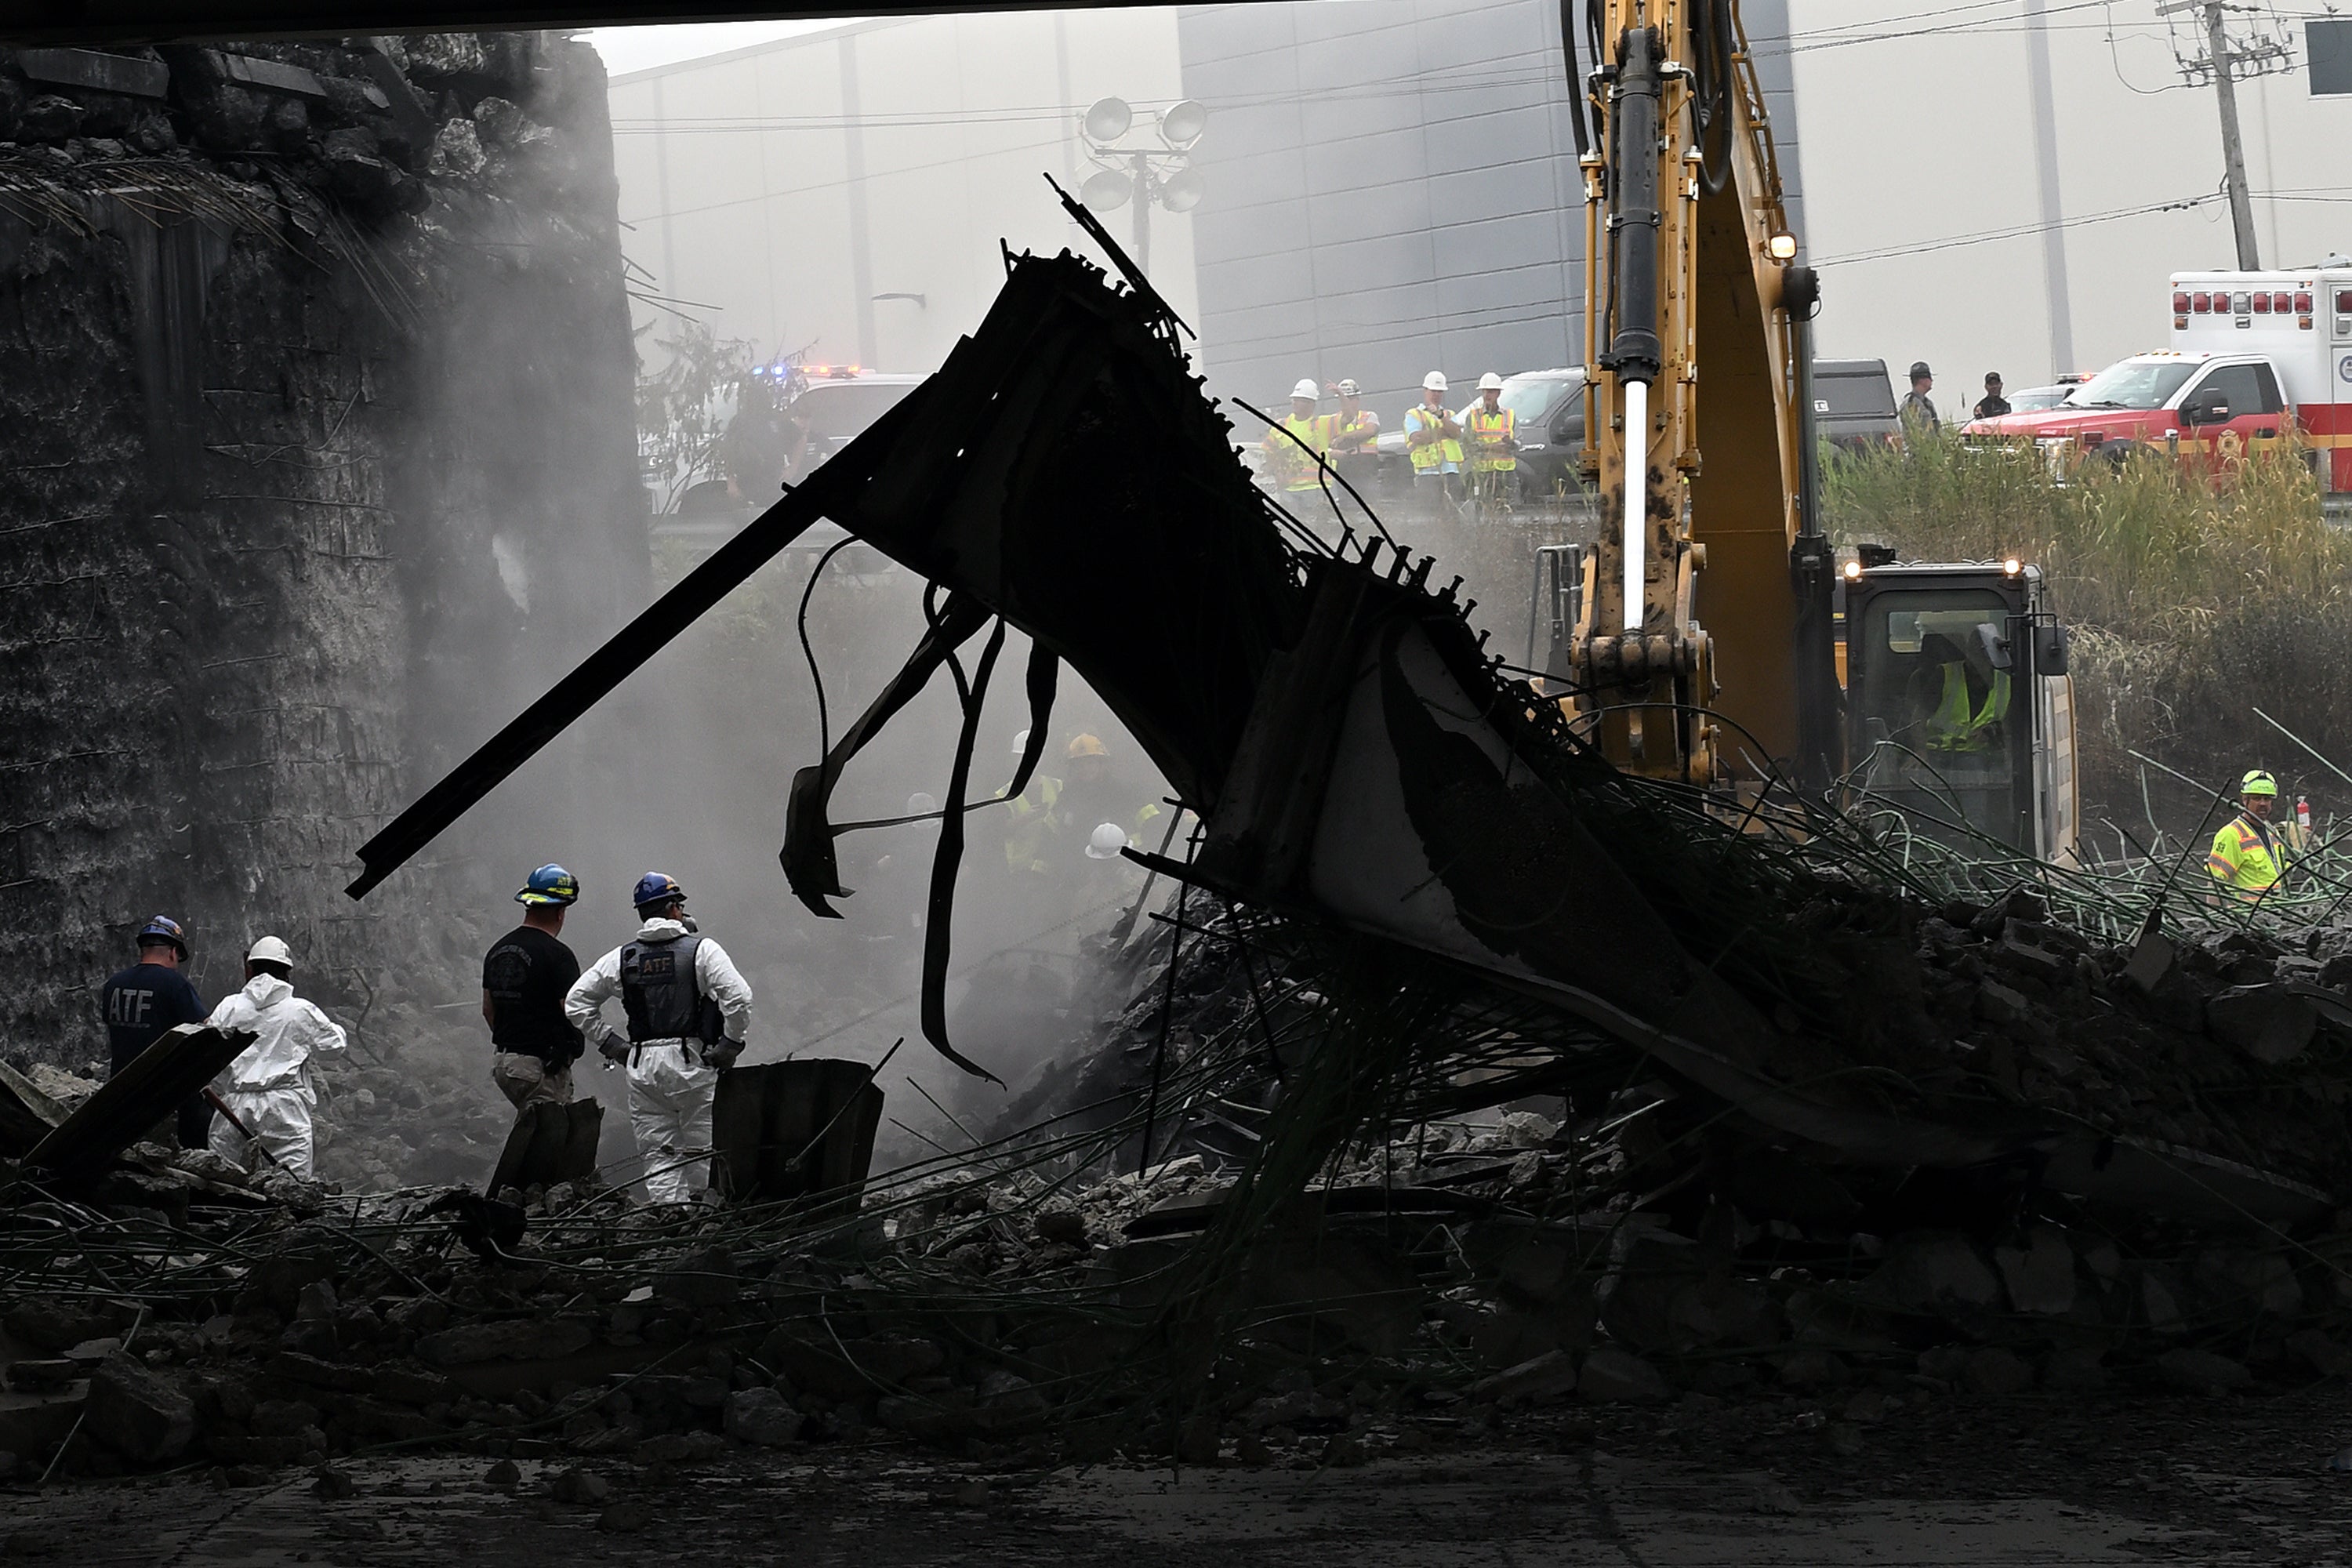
left=1843, top=561, right=2078, bottom=862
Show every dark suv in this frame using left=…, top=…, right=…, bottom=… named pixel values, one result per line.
left=1813, top=359, right=1900, bottom=454
left=1496, top=368, right=1590, bottom=503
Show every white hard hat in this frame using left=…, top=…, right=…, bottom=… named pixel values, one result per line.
left=906, top=792, right=938, bottom=816
left=1337, top=379, right=1359, bottom=396
left=1290, top=379, right=1320, bottom=401
left=247, top=935, right=292, bottom=967
left=1478, top=372, right=1505, bottom=391
left=1010, top=728, right=1030, bottom=757
left=1422, top=372, right=1448, bottom=393
left=1085, top=822, right=1129, bottom=860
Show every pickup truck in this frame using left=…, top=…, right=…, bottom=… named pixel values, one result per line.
left=1958, top=350, right=2298, bottom=477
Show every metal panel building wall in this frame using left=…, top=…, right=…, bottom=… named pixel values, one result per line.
left=1176, top=0, right=1807, bottom=427
left=1176, top=0, right=1588, bottom=423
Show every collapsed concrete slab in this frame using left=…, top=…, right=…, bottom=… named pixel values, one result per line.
left=23, top=1024, right=251, bottom=1180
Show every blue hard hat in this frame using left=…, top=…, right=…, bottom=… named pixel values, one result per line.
left=632, top=871, right=686, bottom=911
left=515, top=863, right=579, bottom=906
left=136, top=915, right=188, bottom=956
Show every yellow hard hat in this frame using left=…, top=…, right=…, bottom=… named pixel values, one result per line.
left=1066, top=733, right=1108, bottom=760
left=2241, top=768, right=2278, bottom=797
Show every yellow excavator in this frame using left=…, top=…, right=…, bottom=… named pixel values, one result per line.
left=1563, top=0, right=2078, bottom=862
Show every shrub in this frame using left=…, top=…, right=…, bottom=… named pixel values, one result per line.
left=1824, top=432, right=2348, bottom=837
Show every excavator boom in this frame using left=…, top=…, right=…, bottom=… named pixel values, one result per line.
left=1570, top=0, right=1834, bottom=785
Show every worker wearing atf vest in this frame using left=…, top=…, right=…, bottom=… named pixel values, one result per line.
left=2208, top=770, right=2293, bottom=901
left=1403, top=372, right=1465, bottom=512
left=564, top=873, right=753, bottom=1204
left=1327, top=379, right=1381, bottom=488
left=1915, top=632, right=2010, bottom=753
left=1462, top=372, right=1518, bottom=486
left=1260, top=379, right=1332, bottom=495
left=101, top=915, right=210, bottom=1148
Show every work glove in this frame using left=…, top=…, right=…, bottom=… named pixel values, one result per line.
left=597, top=1032, right=628, bottom=1065
left=702, top=1038, right=743, bottom=1071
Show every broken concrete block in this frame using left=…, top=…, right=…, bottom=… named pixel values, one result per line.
left=723, top=1388, right=798, bottom=1446
left=5, top=1360, right=76, bottom=1392
left=1866, top=1232, right=2001, bottom=1312
left=874, top=1392, right=976, bottom=1443
left=264, top=1352, right=372, bottom=1393
left=1991, top=1229, right=2078, bottom=1316
left=249, top=1398, right=323, bottom=1436
left=1246, top=1230, right=1423, bottom=1356
left=428, top=117, right=485, bottom=177
left=369, top=1373, right=456, bottom=1410
left=547, top=1466, right=609, bottom=1505
left=655, top=1246, right=737, bottom=1308
left=1577, top=1345, right=1671, bottom=1404
left=1471, top=1348, right=1580, bottom=1407
left=1175, top=1411, right=1221, bottom=1466
left=416, top=1318, right=589, bottom=1367
left=975, top=1369, right=1049, bottom=1428
left=1773, top=1348, right=1849, bottom=1390
left=2156, top=1347, right=2251, bottom=1396
left=1991, top=931, right=2069, bottom=985
left=1034, top=1205, right=1087, bottom=1247
left=2205, top=984, right=2318, bottom=1065
left=1961, top=1347, right=2034, bottom=1396
left=383, top=1298, right=449, bottom=1336
left=2122, top=926, right=2177, bottom=993
left=1471, top=1301, right=1593, bottom=1371
left=2042, top=1346, right=2108, bottom=1390
left=6, top=1302, right=123, bottom=1354
left=2190, top=1247, right=2303, bottom=1319
left=2286, top=1329, right=2352, bottom=1378
left=85, top=1352, right=194, bottom=1464
left=2135, top=1266, right=2190, bottom=1336
left=1602, top=1228, right=1777, bottom=1355
left=1463, top=1218, right=1599, bottom=1307
left=1973, top=979, right=2031, bottom=1027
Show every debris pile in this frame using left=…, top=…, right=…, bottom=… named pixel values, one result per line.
left=13, top=185, right=2350, bottom=1490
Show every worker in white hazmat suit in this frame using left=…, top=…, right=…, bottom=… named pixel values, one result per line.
left=564, top=873, right=753, bottom=1204
left=204, top=935, right=347, bottom=1180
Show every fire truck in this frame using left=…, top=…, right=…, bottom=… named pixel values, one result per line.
left=1961, top=260, right=2352, bottom=492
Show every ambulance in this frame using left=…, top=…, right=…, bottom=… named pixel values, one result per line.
left=1959, top=258, right=2352, bottom=492
left=2169, top=262, right=2352, bottom=492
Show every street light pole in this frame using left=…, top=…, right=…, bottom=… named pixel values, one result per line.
left=1079, top=97, right=1206, bottom=277
left=1131, top=152, right=1150, bottom=271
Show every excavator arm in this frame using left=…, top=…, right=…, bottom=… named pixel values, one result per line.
left=1570, top=0, right=1835, bottom=786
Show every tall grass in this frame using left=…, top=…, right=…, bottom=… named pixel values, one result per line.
left=1823, top=434, right=2352, bottom=837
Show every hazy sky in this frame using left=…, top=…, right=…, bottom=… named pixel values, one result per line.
left=584, top=20, right=840, bottom=78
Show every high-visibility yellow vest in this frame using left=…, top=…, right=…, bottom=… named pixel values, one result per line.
left=1329, top=408, right=1379, bottom=457
left=1007, top=778, right=1167, bottom=871
left=1926, top=662, right=2009, bottom=751
left=1261, top=414, right=1331, bottom=492
left=1405, top=404, right=1463, bottom=474
left=2209, top=813, right=2287, bottom=895
left=1465, top=404, right=1516, bottom=471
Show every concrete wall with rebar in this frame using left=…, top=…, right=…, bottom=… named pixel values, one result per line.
left=0, top=34, right=642, bottom=1058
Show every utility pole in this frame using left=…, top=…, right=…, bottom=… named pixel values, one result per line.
left=2203, top=0, right=2259, bottom=268
left=2021, top=0, right=2074, bottom=371
left=2159, top=0, right=2295, bottom=270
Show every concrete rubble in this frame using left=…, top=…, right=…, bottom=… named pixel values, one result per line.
left=3, top=170, right=2349, bottom=1501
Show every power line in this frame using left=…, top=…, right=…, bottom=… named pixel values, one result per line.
left=1816, top=190, right=2227, bottom=267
